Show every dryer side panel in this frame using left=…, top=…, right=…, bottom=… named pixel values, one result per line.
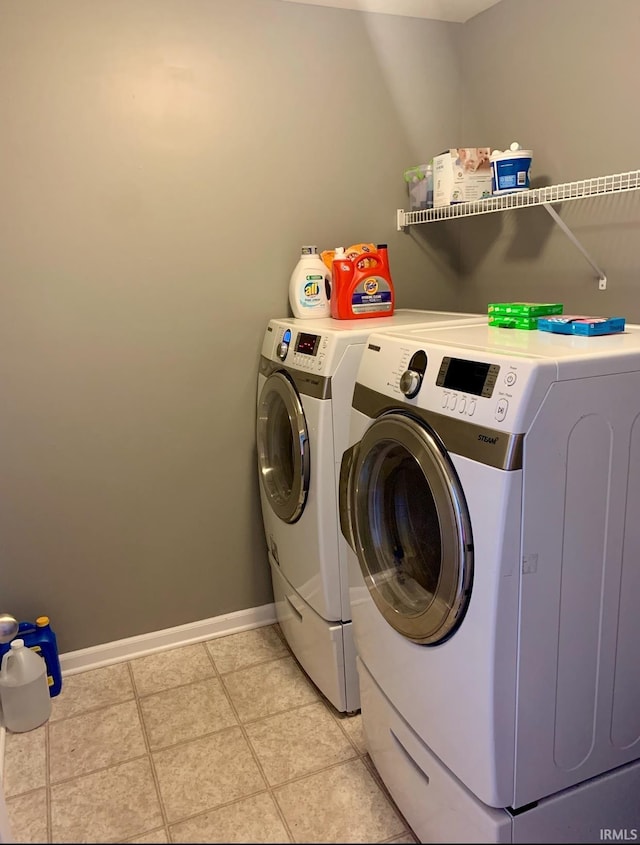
left=515, top=372, right=640, bottom=808
left=611, top=410, right=640, bottom=748
left=330, top=343, right=368, bottom=622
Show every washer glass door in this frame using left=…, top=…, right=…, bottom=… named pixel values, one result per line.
left=257, top=371, right=310, bottom=524
left=351, top=411, right=473, bottom=644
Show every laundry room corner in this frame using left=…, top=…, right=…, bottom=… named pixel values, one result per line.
left=0, top=0, right=463, bottom=661
left=2, top=0, right=640, bottom=842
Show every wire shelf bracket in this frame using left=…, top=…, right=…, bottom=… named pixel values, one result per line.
left=397, top=169, right=640, bottom=290
left=542, top=203, right=607, bottom=290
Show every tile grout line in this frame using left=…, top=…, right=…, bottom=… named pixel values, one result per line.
left=202, top=638, right=296, bottom=844
left=279, top=636, right=417, bottom=842
left=216, top=627, right=402, bottom=839
left=126, top=660, right=172, bottom=844
left=360, top=753, right=417, bottom=840
left=46, top=753, right=152, bottom=790
left=0, top=726, right=5, bottom=786
left=276, top=637, right=368, bottom=756
left=323, top=697, right=366, bottom=755
left=128, top=640, right=296, bottom=838
left=277, top=642, right=417, bottom=842
left=7, top=626, right=414, bottom=843
left=206, top=635, right=409, bottom=838
left=45, top=720, right=52, bottom=844
left=41, top=687, right=358, bottom=791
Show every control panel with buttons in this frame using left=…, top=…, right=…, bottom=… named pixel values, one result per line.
left=434, top=357, right=521, bottom=425
left=283, top=331, right=328, bottom=373
left=353, top=333, right=540, bottom=435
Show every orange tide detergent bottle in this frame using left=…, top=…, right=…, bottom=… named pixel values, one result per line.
left=330, top=243, right=395, bottom=319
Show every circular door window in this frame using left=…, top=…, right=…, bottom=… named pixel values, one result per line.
left=351, top=412, right=473, bottom=644
left=257, top=371, right=310, bottom=524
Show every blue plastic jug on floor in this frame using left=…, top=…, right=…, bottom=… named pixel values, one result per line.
left=0, top=616, right=62, bottom=697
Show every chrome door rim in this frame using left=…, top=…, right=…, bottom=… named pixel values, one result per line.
left=257, top=371, right=310, bottom=524
left=351, top=412, right=473, bottom=644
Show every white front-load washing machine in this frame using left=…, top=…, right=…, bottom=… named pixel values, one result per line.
left=339, top=322, right=640, bottom=841
left=256, top=309, right=485, bottom=713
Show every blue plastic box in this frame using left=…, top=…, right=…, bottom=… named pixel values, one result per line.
left=538, top=316, right=626, bottom=336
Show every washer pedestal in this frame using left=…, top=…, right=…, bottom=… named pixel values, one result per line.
left=270, top=556, right=359, bottom=713
left=359, top=657, right=640, bottom=844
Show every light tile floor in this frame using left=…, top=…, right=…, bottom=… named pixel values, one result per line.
left=2, top=624, right=418, bottom=844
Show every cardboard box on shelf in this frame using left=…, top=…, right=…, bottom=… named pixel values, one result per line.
left=433, top=148, right=492, bottom=208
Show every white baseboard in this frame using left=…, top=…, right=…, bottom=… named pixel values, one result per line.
left=59, top=603, right=277, bottom=676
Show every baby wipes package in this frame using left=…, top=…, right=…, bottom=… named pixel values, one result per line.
left=433, top=148, right=493, bottom=207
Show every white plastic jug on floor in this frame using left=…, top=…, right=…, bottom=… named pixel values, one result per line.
left=0, top=638, right=51, bottom=732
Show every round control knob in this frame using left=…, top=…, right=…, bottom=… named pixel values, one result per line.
left=276, top=341, right=289, bottom=361
left=399, top=369, right=422, bottom=398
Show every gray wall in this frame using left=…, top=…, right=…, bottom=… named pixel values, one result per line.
left=0, top=0, right=464, bottom=651
left=450, top=0, right=640, bottom=316
left=4, top=0, right=638, bottom=654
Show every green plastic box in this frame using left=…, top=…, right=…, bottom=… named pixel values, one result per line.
left=487, top=302, right=563, bottom=318
left=488, top=314, right=540, bottom=330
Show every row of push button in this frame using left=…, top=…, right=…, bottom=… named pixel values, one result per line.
left=292, top=352, right=322, bottom=371
left=442, top=392, right=510, bottom=422
left=442, top=392, right=476, bottom=416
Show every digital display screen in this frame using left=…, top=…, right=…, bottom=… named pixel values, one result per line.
left=437, top=357, right=498, bottom=397
left=295, top=332, right=320, bottom=356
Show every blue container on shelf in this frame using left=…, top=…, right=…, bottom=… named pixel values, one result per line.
left=490, top=144, right=532, bottom=195
left=0, top=616, right=62, bottom=697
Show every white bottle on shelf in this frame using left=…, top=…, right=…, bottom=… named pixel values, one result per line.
left=0, top=638, right=51, bottom=732
left=288, top=245, right=331, bottom=319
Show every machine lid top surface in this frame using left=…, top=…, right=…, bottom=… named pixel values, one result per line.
left=268, top=309, right=484, bottom=338
left=369, top=322, right=640, bottom=363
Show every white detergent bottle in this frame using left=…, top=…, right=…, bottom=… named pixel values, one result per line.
left=0, top=638, right=51, bottom=732
left=289, top=245, right=331, bottom=318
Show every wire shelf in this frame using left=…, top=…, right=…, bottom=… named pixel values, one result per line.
left=397, top=169, right=640, bottom=228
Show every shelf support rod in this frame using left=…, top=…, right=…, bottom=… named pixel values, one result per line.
left=542, top=203, right=607, bottom=290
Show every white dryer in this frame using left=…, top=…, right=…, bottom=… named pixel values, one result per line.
left=339, top=322, right=640, bottom=841
left=256, top=309, right=485, bottom=713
